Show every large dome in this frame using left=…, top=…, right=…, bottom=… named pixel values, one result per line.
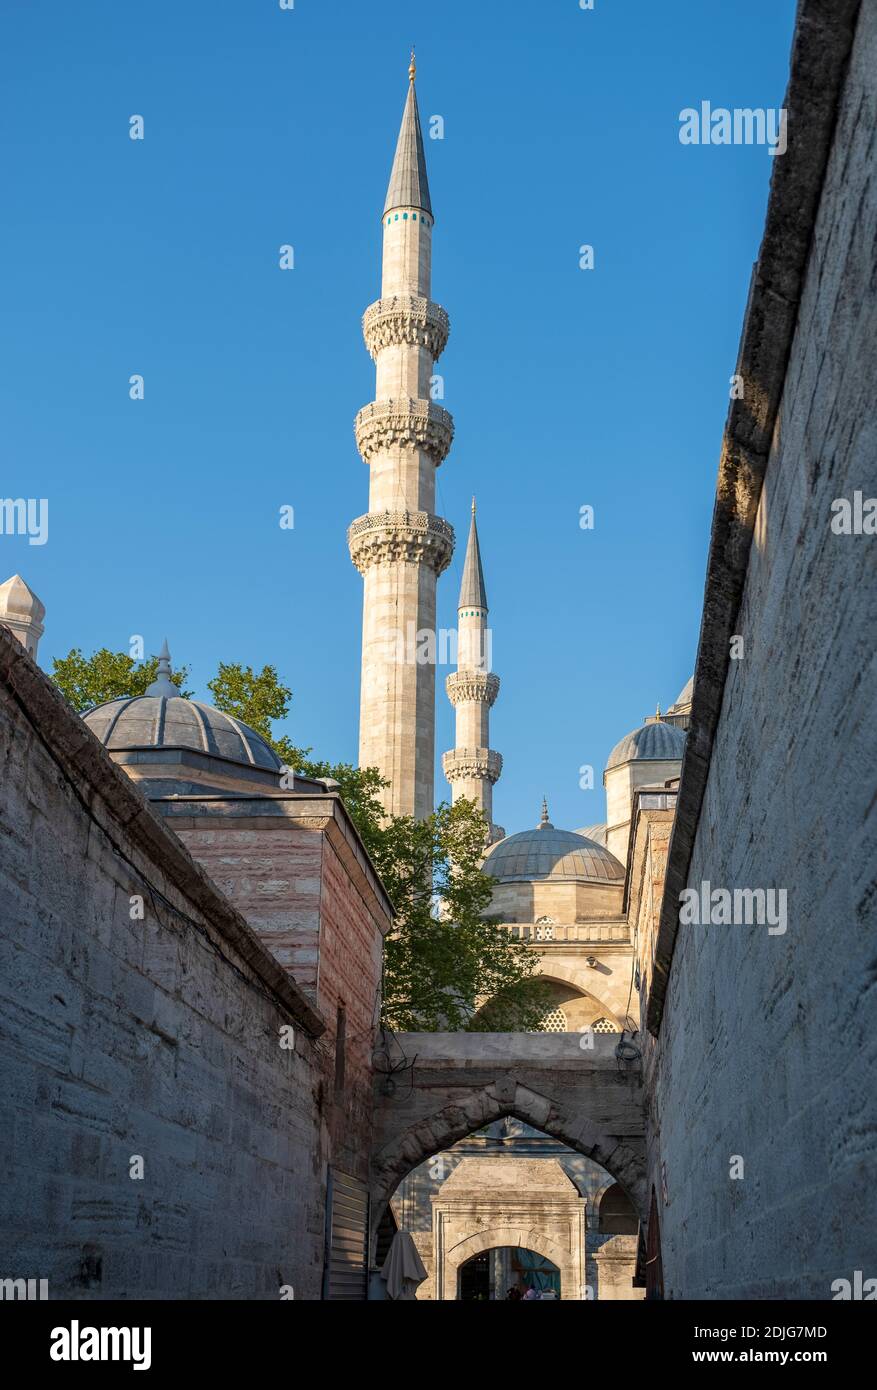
left=606, top=720, right=687, bottom=771
left=483, top=806, right=624, bottom=885
left=81, top=644, right=282, bottom=774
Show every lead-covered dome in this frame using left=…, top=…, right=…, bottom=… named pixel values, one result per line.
left=483, top=801, right=624, bottom=884
left=606, top=720, right=687, bottom=771
left=82, top=642, right=282, bottom=773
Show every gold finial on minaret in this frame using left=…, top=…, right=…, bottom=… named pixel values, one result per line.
left=471, top=496, right=476, bottom=515
left=408, top=46, right=416, bottom=82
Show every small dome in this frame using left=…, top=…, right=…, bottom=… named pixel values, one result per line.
left=84, top=694, right=283, bottom=771
left=82, top=642, right=282, bottom=774
left=575, top=823, right=607, bottom=847
left=668, top=675, right=693, bottom=713
left=0, top=573, right=45, bottom=622
left=606, top=720, right=687, bottom=772
left=483, top=804, right=624, bottom=885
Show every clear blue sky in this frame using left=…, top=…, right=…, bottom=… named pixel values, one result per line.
left=0, top=0, right=797, bottom=836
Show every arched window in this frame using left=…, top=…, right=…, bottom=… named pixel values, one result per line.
left=590, top=1016, right=616, bottom=1033
left=598, top=1183, right=639, bottom=1235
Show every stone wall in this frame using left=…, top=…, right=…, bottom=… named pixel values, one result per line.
left=0, top=629, right=334, bottom=1299
left=645, top=0, right=876, bottom=1299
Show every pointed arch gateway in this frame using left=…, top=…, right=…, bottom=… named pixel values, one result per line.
left=369, top=1077, right=647, bottom=1245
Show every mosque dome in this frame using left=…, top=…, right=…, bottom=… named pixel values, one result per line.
left=483, top=801, right=624, bottom=884
left=606, top=720, right=687, bottom=772
left=82, top=642, right=283, bottom=774
left=669, top=676, right=694, bottom=713
left=574, top=823, right=607, bottom=847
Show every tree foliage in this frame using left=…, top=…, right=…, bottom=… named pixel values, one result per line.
left=51, top=647, right=191, bottom=712
left=50, top=648, right=546, bottom=1030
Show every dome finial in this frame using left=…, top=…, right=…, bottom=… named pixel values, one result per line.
left=408, top=45, right=416, bottom=82
left=539, top=796, right=553, bottom=830
left=655, top=702, right=663, bottom=722
left=144, top=638, right=178, bottom=698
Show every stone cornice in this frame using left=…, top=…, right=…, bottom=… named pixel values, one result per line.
left=347, top=510, right=454, bottom=575
left=445, top=671, right=500, bottom=708
left=354, top=397, right=454, bottom=466
left=442, top=747, right=503, bottom=784
left=362, top=295, right=450, bottom=361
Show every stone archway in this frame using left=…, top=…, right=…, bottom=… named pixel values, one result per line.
left=433, top=1156, right=586, bottom=1300
left=447, top=1228, right=571, bottom=1301
left=370, top=1077, right=646, bottom=1258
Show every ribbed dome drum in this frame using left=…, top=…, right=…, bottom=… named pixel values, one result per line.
left=606, top=720, right=687, bottom=771
left=83, top=694, right=283, bottom=772
left=483, top=824, right=624, bottom=884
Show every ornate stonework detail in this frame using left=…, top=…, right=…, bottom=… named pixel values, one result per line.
left=445, top=671, right=500, bottom=708
left=348, top=510, right=455, bottom=575
left=354, top=398, right=454, bottom=466
left=362, top=296, right=450, bottom=361
left=442, top=747, right=503, bottom=784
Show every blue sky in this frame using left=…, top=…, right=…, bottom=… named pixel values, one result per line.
left=0, top=0, right=797, bottom=836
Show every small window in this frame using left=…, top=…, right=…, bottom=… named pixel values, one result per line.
left=599, top=1183, right=639, bottom=1235
left=334, top=1004, right=346, bottom=1094
left=536, top=1006, right=567, bottom=1032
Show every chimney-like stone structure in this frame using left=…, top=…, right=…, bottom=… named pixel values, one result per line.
left=443, top=501, right=503, bottom=841
left=0, top=573, right=45, bottom=662
left=348, top=53, right=454, bottom=820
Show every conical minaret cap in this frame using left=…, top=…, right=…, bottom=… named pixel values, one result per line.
left=458, top=500, right=488, bottom=610
left=384, top=64, right=432, bottom=217
left=144, top=639, right=178, bottom=698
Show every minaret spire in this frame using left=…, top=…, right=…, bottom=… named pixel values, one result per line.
left=145, top=639, right=178, bottom=698
left=384, top=55, right=432, bottom=219
left=348, top=59, right=454, bottom=819
left=443, top=503, right=503, bottom=843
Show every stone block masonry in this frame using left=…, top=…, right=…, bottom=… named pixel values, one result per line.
left=644, top=0, right=876, bottom=1299
left=0, top=625, right=336, bottom=1299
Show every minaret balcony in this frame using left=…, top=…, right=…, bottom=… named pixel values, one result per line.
left=347, top=510, right=455, bottom=576
left=445, top=671, right=500, bottom=708
left=362, top=295, right=450, bottom=361
left=354, top=398, right=454, bottom=466
left=442, top=748, right=503, bottom=785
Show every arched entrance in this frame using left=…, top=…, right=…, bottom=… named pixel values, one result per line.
left=370, top=1077, right=647, bottom=1246
left=458, top=1245, right=561, bottom=1301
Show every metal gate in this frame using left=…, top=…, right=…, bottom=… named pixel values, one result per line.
left=322, top=1169, right=369, bottom=1300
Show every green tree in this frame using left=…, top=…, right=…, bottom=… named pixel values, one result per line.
left=206, top=661, right=311, bottom=769
left=51, top=650, right=545, bottom=1031
left=370, top=797, right=549, bottom=1032
left=51, top=647, right=191, bottom=712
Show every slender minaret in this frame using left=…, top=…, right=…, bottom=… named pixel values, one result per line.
left=348, top=51, right=454, bottom=819
left=442, top=500, right=503, bottom=841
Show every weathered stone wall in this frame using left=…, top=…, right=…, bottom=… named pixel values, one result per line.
left=0, top=631, right=332, bottom=1299
left=646, top=0, right=876, bottom=1299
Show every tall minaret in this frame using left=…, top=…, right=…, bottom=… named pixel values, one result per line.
left=348, top=52, right=454, bottom=820
left=442, top=501, right=503, bottom=841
